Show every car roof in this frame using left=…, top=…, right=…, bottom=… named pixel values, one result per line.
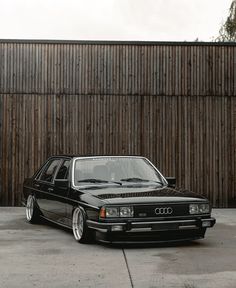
left=48, top=155, right=145, bottom=159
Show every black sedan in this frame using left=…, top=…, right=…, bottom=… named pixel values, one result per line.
left=23, top=155, right=216, bottom=244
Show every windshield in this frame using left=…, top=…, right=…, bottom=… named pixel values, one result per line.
left=73, top=157, right=166, bottom=186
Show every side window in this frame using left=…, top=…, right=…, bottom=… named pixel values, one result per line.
left=55, top=160, right=70, bottom=179
left=40, top=159, right=61, bottom=182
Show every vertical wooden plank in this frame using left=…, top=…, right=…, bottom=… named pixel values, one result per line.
left=0, top=94, right=2, bottom=203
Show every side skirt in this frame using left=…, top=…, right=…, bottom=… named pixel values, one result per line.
left=40, top=215, right=72, bottom=230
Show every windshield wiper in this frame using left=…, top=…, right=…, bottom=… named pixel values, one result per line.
left=78, top=178, right=109, bottom=183
left=120, top=177, right=149, bottom=182
left=120, top=177, right=164, bottom=185
left=78, top=178, right=122, bottom=185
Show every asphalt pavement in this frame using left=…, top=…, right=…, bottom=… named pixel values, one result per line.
left=0, top=208, right=235, bottom=288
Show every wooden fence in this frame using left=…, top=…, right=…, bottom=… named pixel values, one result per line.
left=0, top=40, right=235, bottom=207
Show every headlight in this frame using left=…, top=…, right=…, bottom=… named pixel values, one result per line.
left=99, top=206, right=134, bottom=218
left=199, top=203, right=210, bottom=213
left=120, top=207, right=134, bottom=217
left=189, top=203, right=210, bottom=214
left=106, top=207, right=119, bottom=218
left=189, top=204, right=199, bottom=214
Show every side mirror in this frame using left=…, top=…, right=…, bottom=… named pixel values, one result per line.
left=165, top=177, right=176, bottom=188
left=54, top=179, right=69, bottom=189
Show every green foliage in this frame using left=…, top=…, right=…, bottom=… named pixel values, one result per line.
left=217, top=0, right=236, bottom=42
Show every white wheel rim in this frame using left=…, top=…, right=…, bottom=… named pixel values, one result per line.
left=26, top=195, right=34, bottom=221
left=72, top=208, right=84, bottom=241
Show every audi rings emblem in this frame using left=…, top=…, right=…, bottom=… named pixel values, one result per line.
left=155, top=207, right=173, bottom=215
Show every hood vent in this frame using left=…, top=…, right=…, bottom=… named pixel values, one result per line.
left=96, top=188, right=189, bottom=200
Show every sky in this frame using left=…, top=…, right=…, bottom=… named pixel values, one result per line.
left=0, top=0, right=233, bottom=41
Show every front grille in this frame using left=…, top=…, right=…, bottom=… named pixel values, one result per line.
left=134, top=203, right=189, bottom=218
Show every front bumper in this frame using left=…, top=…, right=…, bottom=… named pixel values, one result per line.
left=87, top=217, right=216, bottom=233
left=87, top=217, right=215, bottom=243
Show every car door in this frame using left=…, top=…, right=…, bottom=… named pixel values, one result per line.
left=36, top=158, right=63, bottom=221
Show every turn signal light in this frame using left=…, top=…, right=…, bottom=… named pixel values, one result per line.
left=99, top=207, right=106, bottom=218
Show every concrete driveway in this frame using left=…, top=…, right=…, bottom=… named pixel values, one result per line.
left=0, top=208, right=235, bottom=288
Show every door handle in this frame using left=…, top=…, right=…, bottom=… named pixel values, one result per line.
left=48, top=188, right=53, bottom=192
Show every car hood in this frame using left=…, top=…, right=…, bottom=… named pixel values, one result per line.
left=79, top=185, right=207, bottom=205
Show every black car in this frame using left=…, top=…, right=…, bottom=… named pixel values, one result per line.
left=23, top=155, right=215, bottom=244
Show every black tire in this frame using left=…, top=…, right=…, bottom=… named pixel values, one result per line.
left=72, top=207, right=94, bottom=243
left=25, top=195, right=40, bottom=224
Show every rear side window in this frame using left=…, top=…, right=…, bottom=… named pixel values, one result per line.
left=40, top=159, right=61, bottom=182
left=55, top=160, right=70, bottom=179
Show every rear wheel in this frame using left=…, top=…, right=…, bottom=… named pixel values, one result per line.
left=26, top=195, right=40, bottom=223
left=72, top=207, right=93, bottom=243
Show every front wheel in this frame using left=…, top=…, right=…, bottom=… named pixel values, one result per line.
left=26, top=195, right=40, bottom=223
left=72, top=207, right=93, bottom=243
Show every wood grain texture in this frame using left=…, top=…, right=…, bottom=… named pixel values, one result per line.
left=0, top=41, right=235, bottom=207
